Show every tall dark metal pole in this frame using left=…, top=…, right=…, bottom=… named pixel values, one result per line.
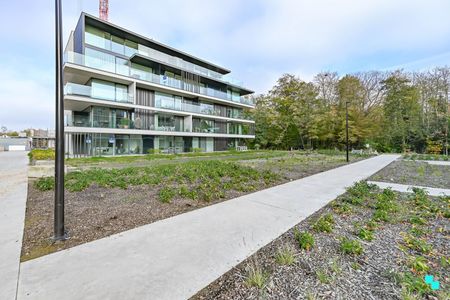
left=54, top=0, right=66, bottom=240
left=345, top=101, right=349, bottom=163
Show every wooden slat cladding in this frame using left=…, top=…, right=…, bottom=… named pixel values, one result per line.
left=136, top=88, right=155, bottom=106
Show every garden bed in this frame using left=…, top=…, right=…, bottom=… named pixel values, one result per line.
left=22, top=151, right=368, bottom=261
left=370, top=160, right=450, bottom=189
left=193, top=183, right=449, bottom=300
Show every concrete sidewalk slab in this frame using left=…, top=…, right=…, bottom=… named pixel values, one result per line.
left=424, top=160, right=450, bottom=166
left=0, top=152, right=29, bottom=300
left=368, top=181, right=450, bottom=197
left=17, top=154, right=399, bottom=300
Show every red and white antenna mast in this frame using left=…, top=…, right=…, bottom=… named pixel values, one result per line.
left=99, top=0, right=109, bottom=21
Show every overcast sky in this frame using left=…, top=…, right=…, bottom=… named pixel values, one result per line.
left=1, top=0, right=450, bottom=130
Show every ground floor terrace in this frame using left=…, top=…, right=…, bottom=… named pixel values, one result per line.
left=65, top=132, right=248, bottom=157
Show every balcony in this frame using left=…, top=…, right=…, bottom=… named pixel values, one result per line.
left=64, top=51, right=255, bottom=107
left=65, top=82, right=133, bottom=104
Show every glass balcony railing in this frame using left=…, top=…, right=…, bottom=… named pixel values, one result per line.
left=155, top=98, right=251, bottom=120
left=135, top=46, right=245, bottom=87
left=65, top=82, right=133, bottom=103
left=64, top=51, right=255, bottom=106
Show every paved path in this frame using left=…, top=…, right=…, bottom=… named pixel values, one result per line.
left=424, top=160, right=450, bottom=166
left=368, top=181, right=450, bottom=197
left=17, top=155, right=399, bottom=300
left=0, top=152, right=29, bottom=300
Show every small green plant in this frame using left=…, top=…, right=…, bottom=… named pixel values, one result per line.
left=158, top=187, right=176, bottom=203
left=332, top=202, right=353, bottom=215
left=400, top=272, right=431, bottom=297
left=316, top=269, right=332, bottom=284
left=330, top=258, right=342, bottom=275
left=275, top=245, right=296, bottom=265
left=373, top=209, right=390, bottom=222
left=409, top=215, right=427, bottom=225
left=34, top=177, right=54, bottom=191
left=294, top=229, right=315, bottom=251
left=358, top=227, right=374, bottom=241
left=245, top=263, right=268, bottom=289
left=407, top=256, right=429, bottom=274
left=312, top=214, right=334, bottom=233
left=402, top=233, right=433, bottom=254
left=340, top=238, right=363, bottom=255
left=365, top=220, right=378, bottom=231
left=351, top=262, right=361, bottom=270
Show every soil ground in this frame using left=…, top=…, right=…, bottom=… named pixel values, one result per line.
left=22, top=152, right=367, bottom=262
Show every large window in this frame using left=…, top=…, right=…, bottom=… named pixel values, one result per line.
left=157, top=114, right=183, bottom=132
left=155, top=92, right=182, bottom=110
left=85, top=25, right=138, bottom=57
left=91, top=79, right=129, bottom=103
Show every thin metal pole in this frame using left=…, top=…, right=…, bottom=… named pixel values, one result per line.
left=54, top=0, right=66, bottom=240
left=346, top=101, right=349, bottom=163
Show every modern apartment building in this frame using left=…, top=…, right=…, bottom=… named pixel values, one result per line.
left=63, top=13, right=255, bottom=157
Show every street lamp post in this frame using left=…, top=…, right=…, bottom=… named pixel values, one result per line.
left=345, top=101, right=349, bottom=163
left=54, top=0, right=66, bottom=240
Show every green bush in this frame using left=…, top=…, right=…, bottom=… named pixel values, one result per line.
left=28, top=149, right=55, bottom=162
left=158, top=187, right=176, bottom=203
left=34, top=177, right=54, bottom=191
left=357, top=228, right=374, bottom=241
left=294, top=229, right=315, bottom=251
left=312, top=214, right=334, bottom=233
left=147, top=148, right=161, bottom=155
left=340, top=238, right=363, bottom=255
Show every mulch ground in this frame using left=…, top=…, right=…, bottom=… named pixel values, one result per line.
left=21, top=154, right=359, bottom=261
left=193, top=191, right=449, bottom=300
left=370, top=160, right=450, bottom=189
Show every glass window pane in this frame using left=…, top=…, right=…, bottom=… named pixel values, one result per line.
left=91, top=79, right=116, bottom=101
left=115, top=84, right=128, bottom=102
left=111, top=36, right=125, bottom=55
left=115, top=57, right=129, bottom=76
left=85, top=25, right=111, bottom=50
left=85, top=48, right=115, bottom=73
left=125, top=40, right=138, bottom=57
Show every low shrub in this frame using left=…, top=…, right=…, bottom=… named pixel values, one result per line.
left=28, top=149, right=55, bottom=162
left=407, top=256, right=429, bottom=274
left=340, top=238, right=363, bottom=255
left=34, top=177, right=54, bottom=191
left=158, top=187, right=176, bottom=203
left=294, top=229, right=315, bottom=251
left=357, top=228, right=374, bottom=241
left=312, top=214, right=334, bottom=233
left=147, top=148, right=161, bottom=155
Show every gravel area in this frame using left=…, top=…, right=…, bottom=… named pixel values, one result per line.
left=193, top=189, right=449, bottom=300
left=22, top=153, right=365, bottom=261
left=370, top=160, right=450, bottom=189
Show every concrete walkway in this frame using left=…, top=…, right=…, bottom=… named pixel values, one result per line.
left=424, top=160, right=450, bottom=166
left=0, top=151, right=29, bottom=300
left=17, top=154, right=399, bottom=300
left=368, top=181, right=450, bottom=197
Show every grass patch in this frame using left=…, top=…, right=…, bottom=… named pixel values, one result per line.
left=158, top=187, right=176, bottom=203
left=357, top=227, right=374, bottom=241
left=275, top=245, right=296, bottom=265
left=316, top=269, right=332, bottom=284
left=245, top=263, right=269, bottom=289
left=407, top=256, right=429, bottom=274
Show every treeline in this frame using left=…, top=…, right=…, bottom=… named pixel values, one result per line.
left=248, top=68, right=450, bottom=154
